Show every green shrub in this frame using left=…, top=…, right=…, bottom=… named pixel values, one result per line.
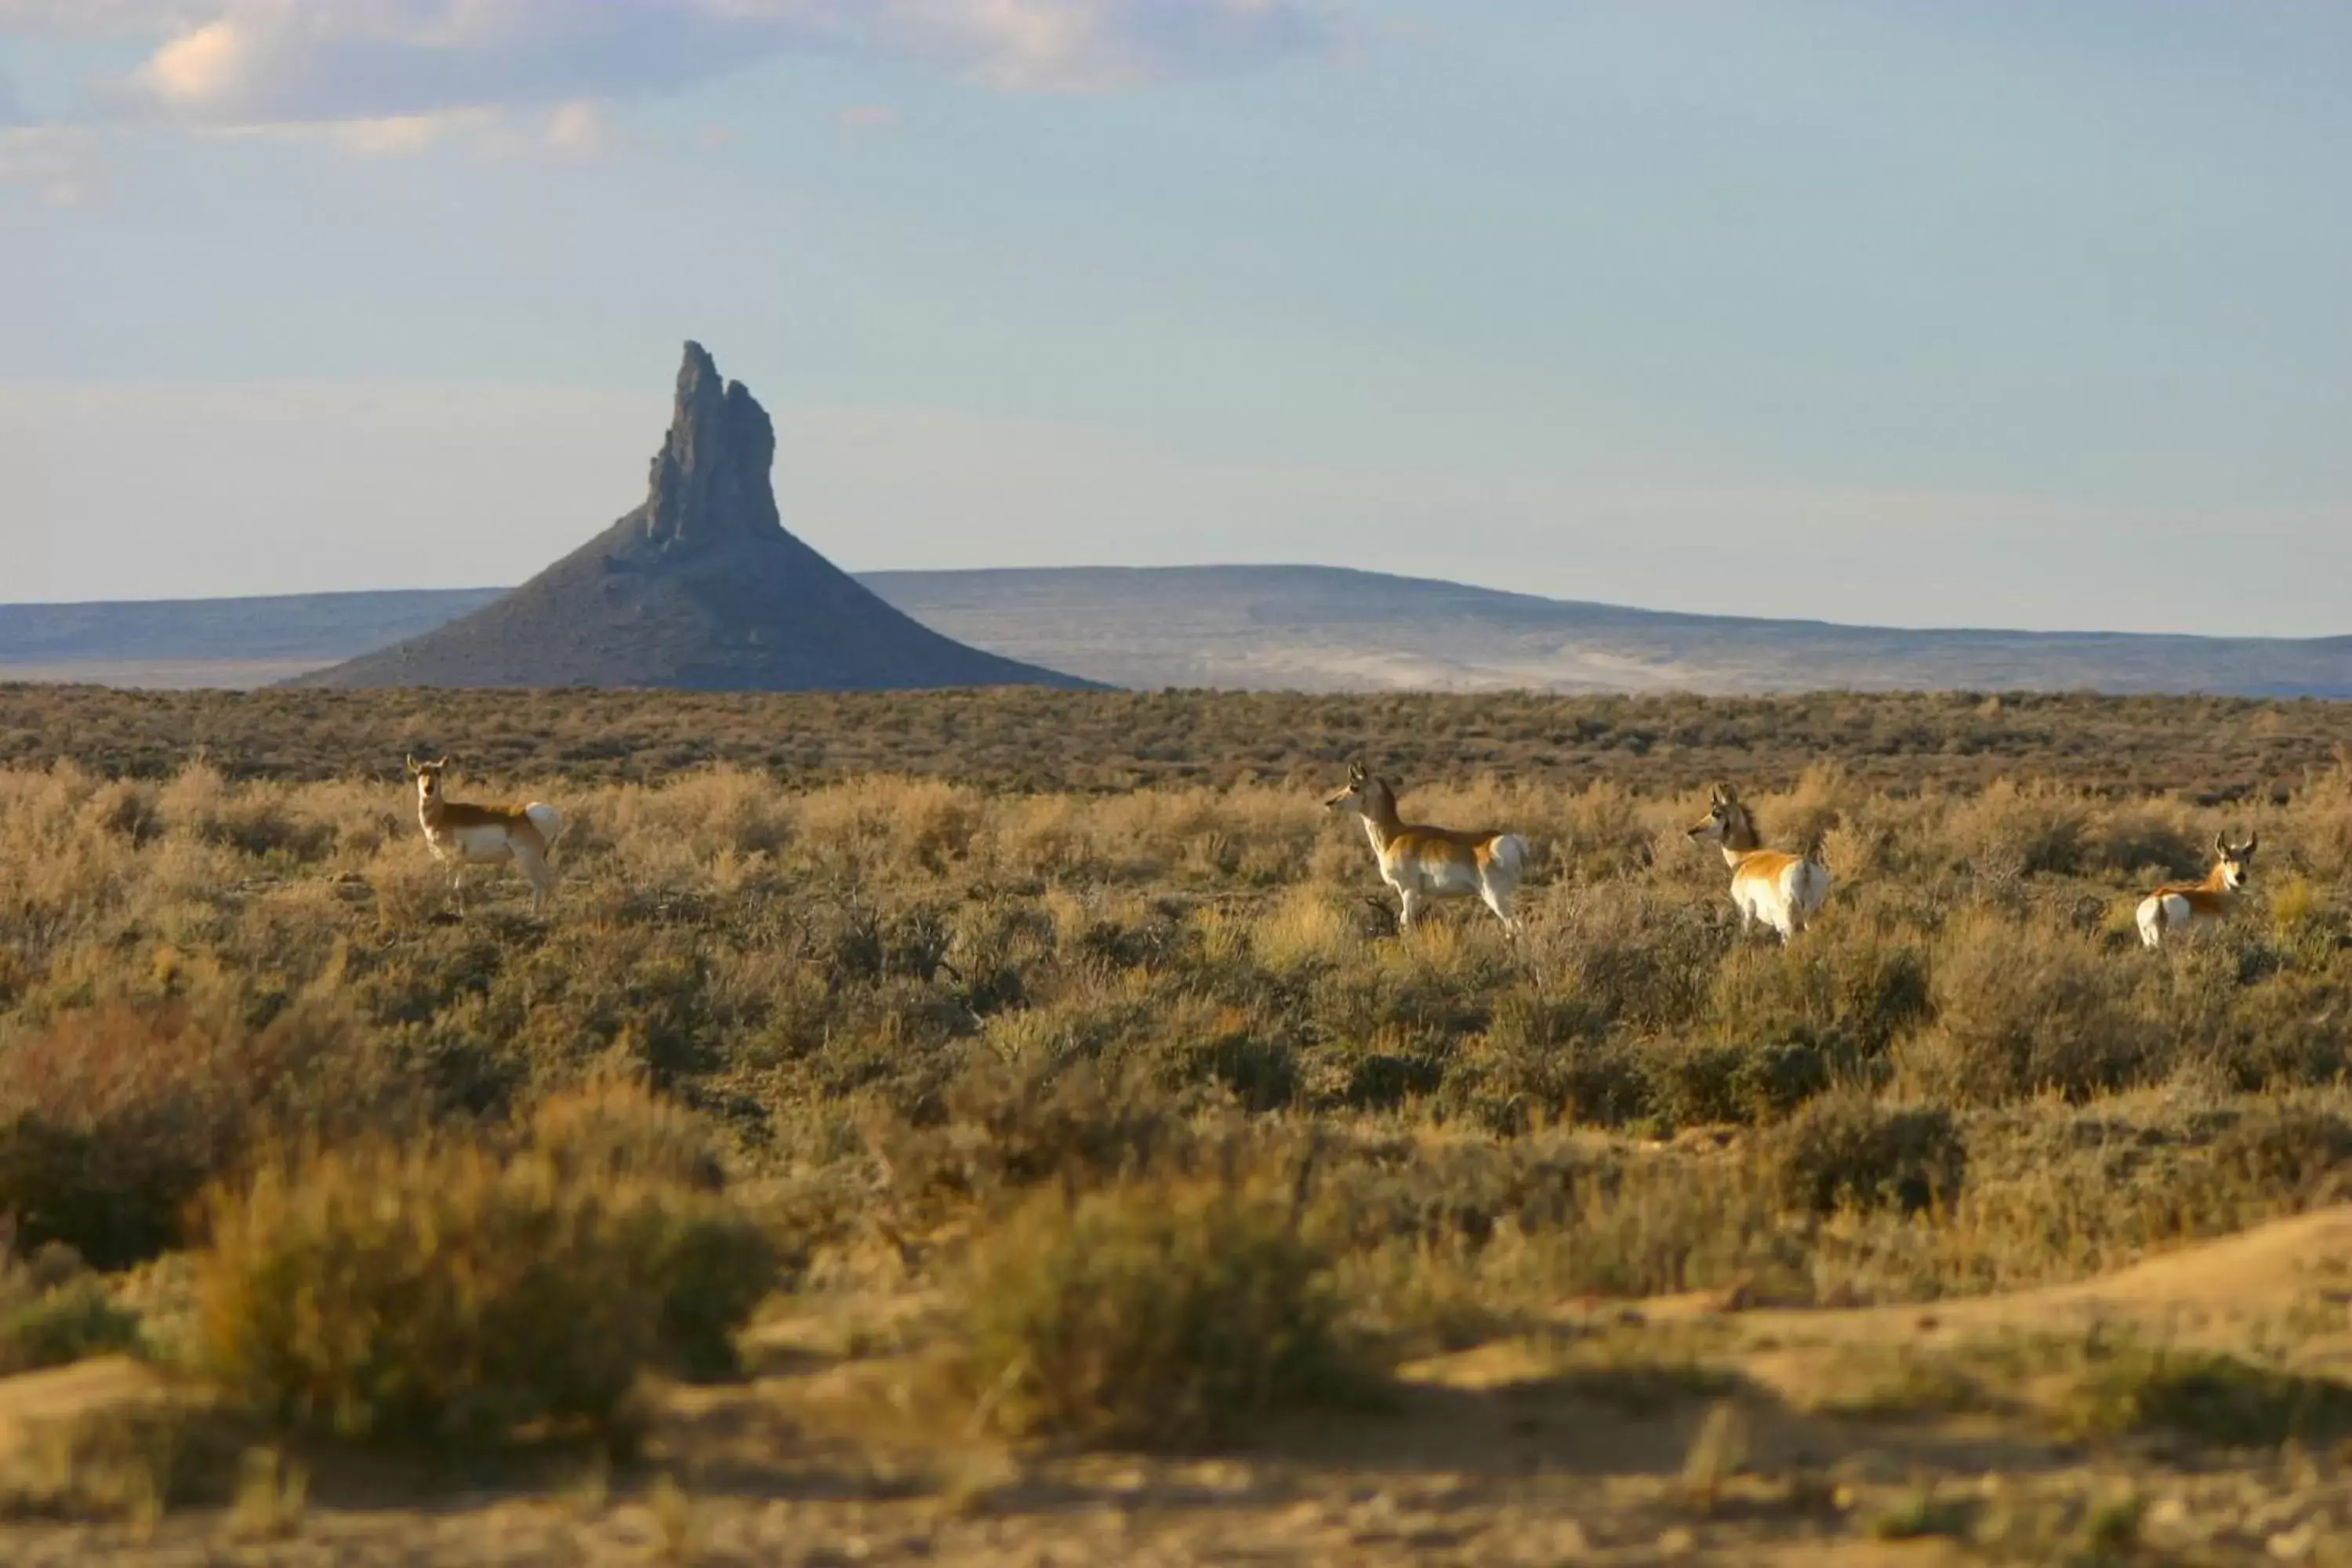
left=0, top=1243, right=143, bottom=1375
left=881, top=1057, right=1195, bottom=1219
left=1898, top=913, right=2146, bottom=1105
left=524, top=1073, right=727, bottom=1192
left=956, top=1178, right=1370, bottom=1448
left=0, top=1002, right=324, bottom=1268
left=1765, top=1094, right=1966, bottom=1214
left=1546, top=1155, right=1808, bottom=1301
left=1545, top=895, right=1722, bottom=1035
left=2208, top=1104, right=2352, bottom=1197
left=2051, top=1334, right=2352, bottom=1448
left=1949, top=779, right=2088, bottom=879
left=189, top=1087, right=775, bottom=1449
left=1645, top=1039, right=1828, bottom=1129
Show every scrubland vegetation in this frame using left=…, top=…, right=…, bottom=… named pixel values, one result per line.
left=3, top=685, right=2352, bottom=1562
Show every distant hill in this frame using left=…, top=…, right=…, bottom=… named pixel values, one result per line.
left=0, top=588, right=508, bottom=686
left=5, top=562, right=2350, bottom=696
left=287, top=343, right=1090, bottom=693
left=858, top=565, right=2352, bottom=697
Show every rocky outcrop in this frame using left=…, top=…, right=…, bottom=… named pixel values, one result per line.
left=294, top=343, right=1091, bottom=692
left=639, top=343, right=780, bottom=552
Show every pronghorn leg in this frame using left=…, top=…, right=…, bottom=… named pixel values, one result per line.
left=513, top=843, right=554, bottom=918
left=1398, top=890, right=1424, bottom=931
left=1480, top=883, right=1519, bottom=935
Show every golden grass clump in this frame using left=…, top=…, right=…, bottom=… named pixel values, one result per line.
left=188, top=1083, right=775, bottom=1449
left=0, top=1241, right=143, bottom=1375
left=955, top=1175, right=1370, bottom=1448
left=1896, top=909, right=2145, bottom=1105
left=0, top=989, right=370, bottom=1268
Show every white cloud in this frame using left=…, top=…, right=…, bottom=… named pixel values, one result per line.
left=879, top=0, right=1337, bottom=94
left=335, top=107, right=494, bottom=155
left=10, top=1, right=1336, bottom=140
left=0, top=125, right=100, bottom=204
left=541, top=99, right=608, bottom=157
left=107, top=1, right=830, bottom=127
left=192, top=103, right=498, bottom=156
left=0, top=0, right=210, bottom=38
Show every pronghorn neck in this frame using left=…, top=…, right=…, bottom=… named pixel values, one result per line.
left=1716, top=805, right=1764, bottom=862
left=2198, top=863, right=2238, bottom=898
left=417, top=781, right=457, bottom=830
left=1354, top=780, right=1406, bottom=854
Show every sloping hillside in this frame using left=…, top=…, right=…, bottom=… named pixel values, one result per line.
left=861, top=564, right=2352, bottom=696
left=5, top=563, right=2348, bottom=695
left=290, top=344, right=1091, bottom=693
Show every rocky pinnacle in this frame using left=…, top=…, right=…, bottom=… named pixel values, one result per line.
left=640, top=341, right=782, bottom=550
left=288, top=340, right=1093, bottom=691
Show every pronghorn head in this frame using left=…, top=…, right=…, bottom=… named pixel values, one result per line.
left=1323, top=760, right=1373, bottom=814
left=406, top=754, right=453, bottom=804
left=1324, top=760, right=1399, bottom=819
left=2215, top=830, right=2258, bottom=891
left=1687, top=783, right=1759, bottom=850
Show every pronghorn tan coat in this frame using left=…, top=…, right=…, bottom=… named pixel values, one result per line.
left=1686, top=783, right=1831, bottom=943
left=1324, top=762, right=1528, bottom=932
left=408, top=755, right=564, bottom=916
left=2136, top=833, right=2256, bottom=950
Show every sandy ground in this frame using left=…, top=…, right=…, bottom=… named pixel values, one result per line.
left=5, top=1210, right=2351, bottom=1565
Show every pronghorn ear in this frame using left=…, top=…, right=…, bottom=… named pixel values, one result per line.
left=433, top=757, right=452, bottom=771
left=1349, top=760, right=1367, bottom=783
left=1711, top=783, right=1732, bottom=806
left=405, top=754, right=418, bottom=775
left=2214, top=832, right=2230, bottom=858
left=2243, top=831, right=2259, bottom=858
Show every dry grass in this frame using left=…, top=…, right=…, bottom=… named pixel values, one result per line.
left=0, top=691, right=2350, bottom=1556
left=953, top=1174, right=1369, bottom=1447
left=9, top=683, right=2352, bottom=798
left=187, top=1083, right=776, bottom=1450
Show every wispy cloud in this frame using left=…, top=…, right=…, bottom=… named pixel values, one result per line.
left=9, top=1, right=1338, bottom=135
left=0, top=124, right=100, bottom=203
left=110, top=1, right=829, bottom=127
left=0, top=0, right=211, bottom=38
left=540, top=99, right=608, bottom=158
left=836, top=103, right=900, bottom=134
left=880, top=0, right=1338, bottom=94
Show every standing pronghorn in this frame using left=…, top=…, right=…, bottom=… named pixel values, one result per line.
left=406, top=755, right=564, bottom=916
left=1686, top=782, right=1832, bottom=943
left=2136, top=832, right=2256, bottom=950
left=1323, top=761, right=1529, bottom=933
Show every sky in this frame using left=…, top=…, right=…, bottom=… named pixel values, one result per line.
left=4, top=1, right=2349, bottom=637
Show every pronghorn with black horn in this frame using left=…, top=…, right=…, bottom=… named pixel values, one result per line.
left=1323, top=761, right=1529, bottom=934
left=1686, top=782, right=1832, bottom=943
left=406, top=755, right=564, bottom=916
left=2136, top=831, right=2256, bottom=950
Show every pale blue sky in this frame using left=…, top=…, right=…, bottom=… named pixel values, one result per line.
left=5, top=2, right=2348, bottom=635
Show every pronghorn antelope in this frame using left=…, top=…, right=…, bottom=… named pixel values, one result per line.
left=1323, top=761, right=1529, bottom=933
left=2136, top=832, right=2256, bottom=951
left=406, top=755, right=563, bottom=916
left=1686, top=782, right=1831, bottom=943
